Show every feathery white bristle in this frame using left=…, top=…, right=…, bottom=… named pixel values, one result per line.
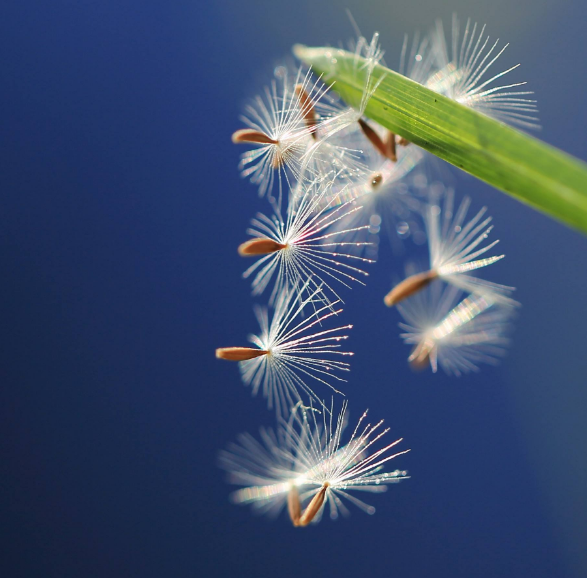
left=428, top=15, right=540, bottom=129
left=238, top=280, right=353, bottom=418
left=427, top=190, right=519, bottom=306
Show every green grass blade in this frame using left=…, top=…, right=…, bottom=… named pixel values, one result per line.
left=295, top=44, right=587, bottom=235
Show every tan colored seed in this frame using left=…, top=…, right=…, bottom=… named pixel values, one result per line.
left=358, top=120, right=398, bottom=162
left=215, top=347, right=268, bottom=362
left=384, top=131, right=398, bottom=162
left=238, top=238, right=287, bottom=256
left=231, top=129, right=284, bottom=168
left=383, top=270, right=439, bottom=307
left=398, top=137, right=410, bottom=147
left=287, top=486, right=302, bottom=526
left=231, top=129, right=278, bottom=145
left=296, top=483, right=329, bottom=527
left=358, top=119, right=389, bottom=160
left=295, top=84, right=317, bottom=139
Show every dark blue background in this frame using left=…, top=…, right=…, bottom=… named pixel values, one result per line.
left=1, top=1, right=586, bottom=577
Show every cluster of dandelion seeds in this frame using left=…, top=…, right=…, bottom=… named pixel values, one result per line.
left=216, top=15, right=531, bottom=526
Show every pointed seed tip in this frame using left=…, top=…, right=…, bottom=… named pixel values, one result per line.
left=383, top=294, right=395, bottom=307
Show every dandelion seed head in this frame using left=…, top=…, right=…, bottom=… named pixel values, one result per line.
left=240, top=176, right=375, bottom=307
left=219, top=401, right=409, bottom=524
left=230, top=280, right=354, bottom=417
left=397, top=278, right=514, bottom=375
left=234, top=64, right=348, bottom=204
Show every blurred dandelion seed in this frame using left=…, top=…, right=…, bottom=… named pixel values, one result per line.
left=397, top=280, right=513, bottom=375
left=312, top=120, right=426, bottom=257
left=219, top=401, right=409, bottom=525
left=428, top=15, right=539, bottom=129
left=384, top=191, right=518, bottom=307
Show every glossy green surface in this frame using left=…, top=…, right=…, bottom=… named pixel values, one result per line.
left=295, top=44, right=587, bottom=234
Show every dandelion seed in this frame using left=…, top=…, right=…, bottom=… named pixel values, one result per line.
left=384, top=191, right=518, bottom=307
left=397, top=280, right=513, bottom=375
left=218, top=423, right=305, bottom=519
left=239, top=175, right=374, bottom=307
left=219, top=400, right=409, bottom=524
left=318, top=129, right=426, bottom=257
left=428, top=15, right=539, bottom=129
left=234, top=49, right=385, bottom=208
left=233, top=65, right=334, bottom=203
left=215, top=280, right=353, bottom=417
left=294, top=401, right=409, bottom=523
left=293, top=32, right=388, bottom=183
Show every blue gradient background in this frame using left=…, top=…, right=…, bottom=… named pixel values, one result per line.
left=1, top=1, right=586, bottom=577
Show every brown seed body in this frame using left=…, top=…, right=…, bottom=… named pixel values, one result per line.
left=287, top=486, right=302, bottom=526
left=238, top=238, right=287, bottom=256
left=295, top=84, right=317, bottom=139
left=296, top=483, right=329, bottom=527
left=384, top=270, right=439, bottom=307
left=384, top=131, right=398, bottom=162
left=358, top=119, right=388, bottom=159
left=231, top=129, right=278, bottom=145
left=215, top=347, right=268, bottom=362
left=358, top=120, right=397, bottom=162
